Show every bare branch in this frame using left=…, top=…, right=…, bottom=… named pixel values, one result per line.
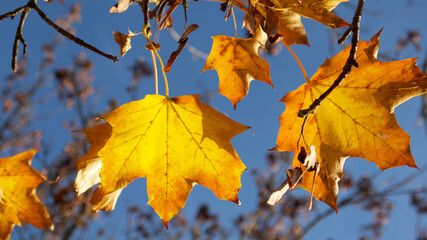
left=3, top=0, right=119, bottom=71
left=29, top=2, right=119, bottom=62
left=0, top=6, right=26, bottom=21
left=11, top=8, right=30, bottom=72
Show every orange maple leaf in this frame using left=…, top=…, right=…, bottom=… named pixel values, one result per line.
left=251, top=0, right=349, bottom=45
left=0, top=150, right=53, bottom=240
left=202, top=31, right=273, bottom=108
left=76, top=94, right=249, bottom=226
left=273, top=31, right=427, bottom=210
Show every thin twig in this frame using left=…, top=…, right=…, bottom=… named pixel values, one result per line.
left=298, top=0, right=365, bottom=118
left=29, top=2, right=119, bottom=62
left=0, top=6, right=26, bottom=21
left=137, top=0, right=150, bottom=26
left=11, top=7, right=30, bottom=72
left=338, top=27, right=352, bottom=44
left=4, top=0, right=119, bottom=71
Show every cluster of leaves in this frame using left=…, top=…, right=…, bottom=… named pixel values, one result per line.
left=0, top=0, right=427, bottom=239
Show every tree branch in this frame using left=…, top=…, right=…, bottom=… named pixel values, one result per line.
left=11, top=7, right=30, bottom=72
left=29, top=2, right=119, bottom=63
left=2, top=0, right=119, bottom=71
left=0, top=6, right=26, bottom=21
left=298, top=0, right=365, bottom=118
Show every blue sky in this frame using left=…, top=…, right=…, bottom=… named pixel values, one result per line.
left=1, top=0, right=427, bottom=239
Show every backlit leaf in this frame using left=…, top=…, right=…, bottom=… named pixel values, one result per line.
left=77, top=94, right=249, bottom=226
left=0, top=150, right=53, bottom=240
left=273, top=30, right=427, bottom=210
left=202, top=31, right=273, bottom=108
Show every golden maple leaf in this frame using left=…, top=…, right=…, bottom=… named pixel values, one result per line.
left=0, top=150, right=53, bottom=240
left=252, top=0, right=349, bottom=45
left=273, top=30, right=427, bottom=210
left=76, top=94, right=249, bottom=226
left=272, top=0, right=350, bottom=28
left=202, top=31, right=273, bottom=108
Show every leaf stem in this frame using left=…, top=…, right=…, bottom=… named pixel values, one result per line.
left=231, top=6, right=237, bottom=39
left=151, top=50, right=159, bottom=95
left=297, top=0, right=365, bottom=118
left=143, top=24, right=169, bottom=97
left=282, top=40, right=310, bottom=83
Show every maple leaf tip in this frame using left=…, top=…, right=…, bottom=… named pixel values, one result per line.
left=162, top=220, right=170, bottom=229
left=372, top=28, right=385, bottom=41
left=332, top=204, right=338, bottom=214
left=70, top=129, right=80, bottom=134
left=267, top=146, right=278, bottom=151
left=233, top=103, right=238, bottom=111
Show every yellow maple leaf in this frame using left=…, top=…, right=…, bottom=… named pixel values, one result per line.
left=273, top=30, right=427, bottom=210
left=77, top=94, right=249, bottom=226
left=202, top=32, right=273, bottom=108
left=0, top=150, right=53, bottom=240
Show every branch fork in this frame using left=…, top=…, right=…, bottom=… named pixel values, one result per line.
left=0, top=0, right=119, bottom=72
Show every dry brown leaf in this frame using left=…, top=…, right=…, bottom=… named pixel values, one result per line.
left=165, top=24, right=199, bottom=72
left=113, top=29, right=140, bottom=57
left=109, top=0, right=134, bottom=13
